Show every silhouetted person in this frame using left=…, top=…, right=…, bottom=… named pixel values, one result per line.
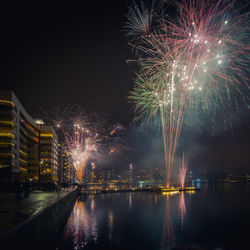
left=15, top=178, right=21, bottom=200
left=24, top=179, right=30, bottom=198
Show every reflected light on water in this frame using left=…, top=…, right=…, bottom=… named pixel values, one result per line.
left=129, top=193, right=132, bottom=209
left=161, top=194, right=175, bottom=249
left=179, top=192, right=186, bottom=230
left=154, top=194, right=158, bottom=205
left=55, top=184, right=250, bottom=250
left=108, top=210, right=114, bottom=241
left=64, top=199, right=97, bottom=250
left=162, top=191, right=179, bottom=196
left=161, top=191, right=188, bottom=249
left=91, top=198, right=95, bottom=211
left=186, top=190, right=195, bottom=195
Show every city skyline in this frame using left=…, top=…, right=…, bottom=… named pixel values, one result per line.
left=0, top=0, right=249, bottom=175
left=0, top=1, right=249, bottom=249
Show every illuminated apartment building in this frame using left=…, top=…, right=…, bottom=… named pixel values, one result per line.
left=61, top=151, right=75, bottom=185
left=0, top=89, right=39, bottom=184
left=0, top=89, right=58, bottom=186
left=36, top=121, right=58, bottom=184
left=57, top=143, right=63, bottom=186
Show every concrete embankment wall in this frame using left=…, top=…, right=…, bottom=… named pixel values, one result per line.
left=3, top=189, right=77, bottom=249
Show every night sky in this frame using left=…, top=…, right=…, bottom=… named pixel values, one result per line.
left=0, top=0, right=136, bottom=125
left=0, top=0, right=249, bottom=175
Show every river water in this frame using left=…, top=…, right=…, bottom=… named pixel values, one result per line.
left=54, top=183, right=249, bottom=250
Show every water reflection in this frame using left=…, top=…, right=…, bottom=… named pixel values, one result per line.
left=161, top=194, right=175, bottom=249
left=58, top=184, right=250, bottom=250
left=154, top=194, right=158, bottom=205
left=179, top=191, right=186, bottom=230
left=161, top=191, right=188, bottom=249
left=90, top=197, right=95, bottom=211
left=129, top=192, right=132, bottom=209
left=64, top=198, right=97, bottom=249
left=108, top=210, right=113, bottom=241
left=63, top=192, right=189, bottom=250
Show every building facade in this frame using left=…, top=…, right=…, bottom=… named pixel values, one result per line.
left=37, top=121, right=59, bottom=184
left=61, top=150, right=75, bottom=185
left=0, top=89, right=59, bottom=187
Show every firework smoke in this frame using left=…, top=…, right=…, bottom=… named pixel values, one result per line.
left=63, top=121, right=99, bottom=183
left=127, top=0, right=249, bottom=187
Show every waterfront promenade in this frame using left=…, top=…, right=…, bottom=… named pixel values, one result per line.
left=0, top=188, right=75, bottom=239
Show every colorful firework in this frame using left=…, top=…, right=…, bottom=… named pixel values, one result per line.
left=179, top=154, right=187, bottom=189
left=44, top=105, right=127, bottom=183
left=127, top=0, right=249, bottom=187
left=110, top=123, right=125, bottom=135
left=62, top=121, right=99, bottom=183
left=44, top=105, right=105, bottom=183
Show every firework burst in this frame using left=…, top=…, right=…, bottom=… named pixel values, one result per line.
left=44, top=105, right=106, bottom=183
left=127, top=0, right=249, bottom=187
left=63, top=121, right=99, bottom=183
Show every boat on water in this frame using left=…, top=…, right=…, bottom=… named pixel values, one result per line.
left=178, top=186, right=200, bottom=192
left=156, top=186, right=200, bottom=193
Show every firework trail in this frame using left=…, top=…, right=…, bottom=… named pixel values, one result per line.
left=44, top=105, right=105, bottom=183
left=110, top=123, right=125, bottom=135
left=63, top=121, right=99, bottom=183
left=44, top=105, right=127, bottom=183
left=179, top=154, right=187, bottom=189
left=126, top=0, right=249, bottom=187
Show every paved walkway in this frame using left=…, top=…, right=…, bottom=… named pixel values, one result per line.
left=0, top=188, right=75, bottom=238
